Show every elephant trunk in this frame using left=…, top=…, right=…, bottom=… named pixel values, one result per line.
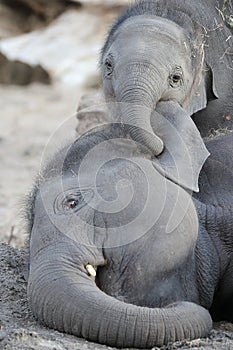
left=114, top=70, right=164, bottom=156
left=28, top=242, right=212, bottom=348
left=120, top=103, right=164, bottom=155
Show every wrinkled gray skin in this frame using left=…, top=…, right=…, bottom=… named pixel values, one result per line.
left=101, top=0, right=233, bottom=156
left=27, top=107, right=233, bottom=348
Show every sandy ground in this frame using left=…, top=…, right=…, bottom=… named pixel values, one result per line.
left=1, top=82, right=233, bottom=349
left=0, top=82, right=87, bottom=247
left=1, top=243, right=233, bottom=350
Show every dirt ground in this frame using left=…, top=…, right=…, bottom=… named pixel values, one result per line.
left=1, top=243, right=233, bottom=350
left=0, top=82, right=86, bottom=247
left=0, top=81, right=233, bottom=350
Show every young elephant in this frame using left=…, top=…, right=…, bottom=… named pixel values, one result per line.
left=101, top=0, right=233, bottom=155
left=27, top=111, right=233, bottom=348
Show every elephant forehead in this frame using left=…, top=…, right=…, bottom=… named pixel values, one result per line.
left=116, top=15, right=187, bottom=46
left=36, top=157, right=151, bottom=194
left=38, top=155, right=188, bottom=202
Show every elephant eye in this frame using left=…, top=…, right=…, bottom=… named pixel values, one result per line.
left=105, top=57, right=114, bottom=77
left=172, top=74, right=182, bottom=83
left=65, top=198, right=78, bottom=210
left=62, top=194, right=82, bottom=212
left=54, top=189, right=94, bottom=214
left=169, top=67, right=183, bottom=87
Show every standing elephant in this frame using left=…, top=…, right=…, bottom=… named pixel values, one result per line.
left=27, top=104, right=233, bottom=348
left=101, top=0, right=233, bottom=155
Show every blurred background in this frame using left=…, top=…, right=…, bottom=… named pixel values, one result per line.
left=0, top=0, right=128, bottom=247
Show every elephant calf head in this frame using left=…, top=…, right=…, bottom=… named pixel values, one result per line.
left=27, top=120, right=212, bottom=348
left=101, top=0, right=226, bottom=155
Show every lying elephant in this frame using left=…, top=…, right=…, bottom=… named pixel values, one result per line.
left=101, top=0, right=233, bottom=155
left=27, top=104, right=233, bottom=348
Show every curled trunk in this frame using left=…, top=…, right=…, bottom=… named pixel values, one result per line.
left=28, top=243, right=212, bottom=348
left=114, top=68, right=165, bottom=156
left=120, top=103, right=164, bottom=156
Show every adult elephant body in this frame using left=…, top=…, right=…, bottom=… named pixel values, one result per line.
left=27, top=109, right=233, bottom=347
left=101, top=0, right=233, bottom=155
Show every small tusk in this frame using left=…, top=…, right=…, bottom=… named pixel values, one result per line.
left=86, top=264, right=96, bottom=277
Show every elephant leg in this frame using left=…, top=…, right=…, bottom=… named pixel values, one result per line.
left=210, top=257, right=233, bottom=322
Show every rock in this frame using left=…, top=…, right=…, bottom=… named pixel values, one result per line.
left=0, top=3, right=25, bottom=39
left=0, top=8, right=117, bottom=87
left=0, top=0, right=126, bottom=86
left=0, top=0, right=79, bottom=40
left=1, top=0, right=77, bottom=22
left=0, top=52, right=50, bottom=85
left=71, top=0, right=128, bottom=7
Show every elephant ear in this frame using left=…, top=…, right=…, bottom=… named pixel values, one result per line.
left=151, top=101, right=210, bottom=193
left=182, top=25, right=219, bottom=116
left=186, top=63, right=219, bottom=116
